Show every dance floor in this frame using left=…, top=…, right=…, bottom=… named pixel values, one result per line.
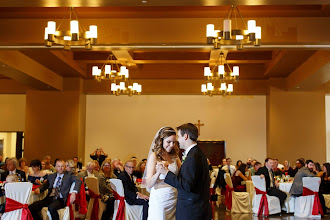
left=212, top=197, right=330, bottom=220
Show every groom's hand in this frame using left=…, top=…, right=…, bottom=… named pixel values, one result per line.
left=157, top=163, right=168, bottom=175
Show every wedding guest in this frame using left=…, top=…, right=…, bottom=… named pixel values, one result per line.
left=135, top=161, right=146, bottom=179
left=1, top=157, right=26, bottom=182
left=222, top=158, right=236, bottom=177
left=41, top=160, right=52, bottom=174
left=256, top=158, right=287, bottom=206
left=78, top=161, right=98, bottom=179
left=273, top=158, right=283, bottom=176
left=112, top=158, right=123, bottom=177
left=232, top=163, right=251, bottom=192
left=282, top=160, right=293, bottom=176
left=319, top=163, right=330, bottom=215
left=131, top=156, right=139, bottom=177
left=18, top=158, right=29, bottom=176
left=90, top=148, right=108, bottom=166
left=313, top=162, right=323, bottom=177
left=73, top=157, right=83, bottom=171
left=246, top=158, right=253, bottom=169
left=291, top=159, right=304, bottom=177
left=213, top=158, right=227, bottom=190
left=235, top=160, right=242, bottom=170
left=290, top=159, right=316, bottom=196
left=0, top=155, right=4, bottom=167
left=250, top=161, right=261, bottom=176
left=66, top=160, right=78, bottom=175
left=118, top=160, right=149, bottom=220
left=44, top=155, right=55, bottom=173
left=142, top=158, right=147, bottom=163
left=28, top=159, right=48, bottom=185
left=98, top=159, right=115, bottom=220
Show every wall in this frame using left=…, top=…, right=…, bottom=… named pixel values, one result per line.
left=267, top=90, right=327, bottom=165
left=0, top=95, right=26, bottom=131
left=0, top=132, right=16, bottom=158
left=325, top=95, right=330, bottom=162
left=85, top=95, right=267, bottom=164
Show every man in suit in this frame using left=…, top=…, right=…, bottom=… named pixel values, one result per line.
left=290, top=159, right=316, bottom=196
left=213, top=158, right=227, bottom=190
left=73, top=157, right=83, bottom=171
left=222, top=158, right=236, bottom=177
left=0, top=157, right=26, bottom=182
left=158, top=123, right=212, bottom=220
left=255, top=158, right=287, bottom=206
left=118, top=160, right=149, bottom=220
left=77, top=161, right=98, bottom=179
left=29, top=160, right=82, bottom=220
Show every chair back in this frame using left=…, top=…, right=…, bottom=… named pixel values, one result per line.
left=302, top=177, right=320, bottom=192
left=85, top=176, right=100, bottom=194
left=225, top=173, right=234, bottom=188
left=110, top=179, right=125, bottom=197
left=251, top=176, right=266, bottom=192
left=5, top=182, right=32, bottom=204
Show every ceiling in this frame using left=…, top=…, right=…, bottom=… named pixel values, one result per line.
left=0, top=0, right=329, bottom=95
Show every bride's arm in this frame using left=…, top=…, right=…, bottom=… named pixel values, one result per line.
left=146, top=153, right=161, bottom=188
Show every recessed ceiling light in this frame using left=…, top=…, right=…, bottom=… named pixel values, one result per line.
left=142, top=0, right=147, bottom=3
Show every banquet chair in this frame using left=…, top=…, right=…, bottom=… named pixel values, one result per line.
left=324, top=194, right=330, bottom=209
left=85, top=177, right=106, bottom=220
left=294, top=177, right=322, bottom=218
left=2, top=182, right=33, bottom=220
left=224, top=173, right=251, bottom=213
left=110, top=179, right=143, bottom=220
left=41, top=182, right=76, bottom=220
left=251, top=176, right=281, bottom=216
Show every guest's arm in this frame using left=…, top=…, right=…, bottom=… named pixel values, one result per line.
left=237, top=171, right=248, bottom=181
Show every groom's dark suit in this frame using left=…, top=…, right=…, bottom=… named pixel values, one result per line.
left=165, top=145, right=212, bottom=220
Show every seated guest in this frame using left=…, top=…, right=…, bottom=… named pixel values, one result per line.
left=246, top=158, right=253, bottom=169
left=135, top=161, right=146, bottom=179
left=213, top=158, right=227, bottom=190
left=232, top=163, right=251, bottom=192
left=78, top=161, right=98, bottom=179
left=291, top=159, right=304, bottom=177
left=222, top=158, right=236, bottom=177
left=18, top=157, right=29, bottom=177
left=273, top=158, right=283, bottom=176
left=93, top=160, right=100, bottom=171
left=282, top=160, right=293, bottom=176
left=313, top=162, right=324, bottom=177
left=118, top=160, right=149, bottom=220
left=250, top=161, right=261, bottom=176
left=289, top=159, right=316, bottom=197
left=112, top=158, right=124, bottom=177
left=90, top=148, right=108, bottom=167
left=41, top=160, right=52, bottom=174
left=65, top=160, right=78, bottom=175
left=28, top=159, right=48, bottom=185
left=235, top=160, right=242, bottom=170
left=29, top=160, right=82, bottom=220
left=44, top=155, right=56, bottom=173
left=98, top=159, right=115, bottom=220
left=73, top=157, right=83, bottom=171
left=256, top=158, right=287, bottom=206
left=319, top=163, right=330, bottom=215
left=1, top=157, right=27, bottom=182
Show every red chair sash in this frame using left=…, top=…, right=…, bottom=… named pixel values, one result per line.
left=225, top=185, right=234, bottom=210
left=113, top=190, right=125, bottom=220
left=75, top=178, right=88, bottom=215
left=88, top=189, right=101, bottom=220
left=302, top=187, right=324, bottom=216
left=32, top=184, right=40, bottom=191
left=5, top=197, right=33, bottom=220
left=255, top=187, right=269, bottom=216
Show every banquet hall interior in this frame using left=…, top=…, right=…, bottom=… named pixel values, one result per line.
left=0, top=0, right=330, bottom=219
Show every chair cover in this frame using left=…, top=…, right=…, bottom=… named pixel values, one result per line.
left=224, top=173, right=251, bottom=213
left=110, top=179, right=126, bottom=220
left=41, top=182, right=76, bottom=220
left=251, top=176, right=281, bottom=216
left=324, top=194, right=330, bottom=209
left=2, top=182, right=33, bottom=220
left=294, top=177, right=322, bottom=218
left=85, top=177, right=106, bottom=220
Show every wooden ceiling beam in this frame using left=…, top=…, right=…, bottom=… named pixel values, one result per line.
left=111, top=50, right=137, bottom=69
left=80, top=59, right=267, bottom=64
left=264, top=50, right=287, bottom=76
left=0, top=79, right=30, bottom=94
left=50, top=51, right=87, bottom=78
left=0, top=51, right=63, bottom=90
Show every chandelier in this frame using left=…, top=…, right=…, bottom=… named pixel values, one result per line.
left=44, top=7, right=97, bottom=50
left=92, top=54, right=142, bottom=96
left=206, top=5, right=261, bottom=50
left=201, top=52, right=238, bottom=96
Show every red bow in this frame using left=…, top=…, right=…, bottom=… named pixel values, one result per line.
left=302, top=187, right=324, bottom=216
left=255, top=187, right=269, bottom=216
left=65, top=180, right=87, bottom=220
left=5, top=197, right=33, bottom=220
left=225, top=185, right=234, bottom=210
left=88, top=189, right=101, bottom=220
left=113, top=190, right=125, bottom=220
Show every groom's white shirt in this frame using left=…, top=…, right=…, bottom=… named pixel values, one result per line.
left=183, top=143, right=197, bottom=156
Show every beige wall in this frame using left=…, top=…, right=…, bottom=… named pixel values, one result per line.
left=267, top=90, right=327, bottom=165
left=325, top=95, right=330, bottom=162
left=0, top=132, right=16, bottom=158
left=85, top=95, right=267, bottom=164
left=0, top=95, right=26, bottom=131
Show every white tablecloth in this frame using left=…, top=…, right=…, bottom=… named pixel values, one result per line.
left=279, top=182, right=294, bottom=213
left=0, top=189, right=48, bottom=205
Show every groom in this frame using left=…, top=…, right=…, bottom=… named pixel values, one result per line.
left=157, top=123, right=212, bottom=220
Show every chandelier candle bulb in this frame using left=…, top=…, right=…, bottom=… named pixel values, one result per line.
left=120, top=82, right=126, bottom=90
left=89, top=25, right=97, bottom=44
left=92, top=66, right=99, bottom=76
left=204, top=67, right=211, bottom=77
left=207, top=82, right=213, bottom=91
left=227, top=84, right=233, bottom=93
left=64, top=36, right=71, bottom=41
left=111, top=83, right=117, bottom=92
left=47, top=21, right=56, bottom=34
left=201, top=84, right=207, bottom=93
left=254, top=26, right=261, bottom=46
left=236, top=35, right=243, bottom=40
left=220, top=83, right=227, bottom=91
left=44, top=28, right=49, bottom=40
left=233, top=66, right=239, bottom=76
left=247, top=20, right=256, bottom=34
left=70, top=20, right=79, bottom=41
left=206, top=24, right=215, bottom=44
left=218, top=65, right=225, bottom=76
left=105, top=65, right=111, bottom=75
left=223, top=19, right=231, bottom=40
left=137, top=84, right=142, bottom=93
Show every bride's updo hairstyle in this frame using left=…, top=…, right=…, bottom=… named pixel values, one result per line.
left=152, top=127, right=179, bottom=161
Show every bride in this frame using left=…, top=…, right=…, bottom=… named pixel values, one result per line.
left=144, top=127, right=182, bottom=220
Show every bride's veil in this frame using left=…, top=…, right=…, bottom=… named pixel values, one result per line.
left=141, top=127, right=165, bottom=190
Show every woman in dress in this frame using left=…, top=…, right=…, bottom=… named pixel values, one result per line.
left=145, top=127, right=182, bottom=220
left=282, top=160, right=293, bottom=176
left=28, top=159, right=48, bottom=185
left=65, top=160, right=78, bottom=175
left=231, top=163, right=251, bottom=192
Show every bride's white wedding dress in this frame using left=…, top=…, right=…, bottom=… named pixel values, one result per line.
left=147, top=159, right=179, bottom=220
